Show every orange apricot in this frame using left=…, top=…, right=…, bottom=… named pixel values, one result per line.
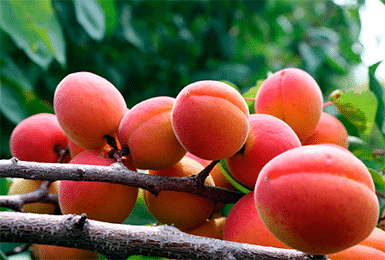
left=54, top=72, right=127, bottom=150
left=118, top=96, right=186, bottom=170
left=7, top=179, right=59, bottom=214
left=255, top=68, right=323, bottom=142
left=254, top=144, right=379, bottom=255
left=223, top=192, right=290, bottom=249
left=303, top=112, right=348, bottom=148
left=328, top=245, right=385, bottom=260
left=9, top=113, right=70, bottom=163
left=171, top=80, right=249, bottom=160
left=180, top=213, right=226, bottom=239
left=358, top=227, right=385, bottom=253
left=143, top=156, right=215, bottom=229
left=58, top=149, right=138, bottom=223
left=31, top=244, right=99, bottom=260
left=226, top=114, right=301, bottom=189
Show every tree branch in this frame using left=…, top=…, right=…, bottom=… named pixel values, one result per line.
left=0, top=212, right=329, bottom=260
left=0, top=158, right=243, bottom=204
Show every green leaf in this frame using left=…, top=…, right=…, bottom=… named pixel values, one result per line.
left=218, top=160, right=251, bottom=194
left=242, top=79, right=264, bottom=114
left=95, top=0, right=118, bottom=37
left=0, top=250, right=8, bottom=260
left=0, top=0, right=53, bottom=69
left=369, top=61, right=385, bottom=132
left=123, top=189, right=157, bottom=226
left=6, top=0, right=66, bottom=67
left=8, top=251, right=32, bottom=260
left=0, top=55, right=34, bottom=92
left=0, top=84, right=31, bottom=125
left=121, top=5, right=146, bottom=52
left=74, top=0, right=106, bottom=41
left=368, top=169, right=385, bottom=218
left=330, top=90, right=378, bottom=136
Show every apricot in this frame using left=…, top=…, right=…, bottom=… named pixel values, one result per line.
left=143, top=156, right=215, bottom=229
left=226, top=114, right=301, bottom=189
left=358, top=227, right=385, bottom=253
left=31, top=244, right=99, bottom=260
left=58, top=149, right=138, bottom=223
left=118, top=96, right=186, bottom=170
left=7, top=179, right=59, bottom=214
left=180, top=213, right=226, bottom=239
left=255, top=68, right=323, bottom=142
left=171, top=80, right=250, bottom=160
left=54, top=72, right=127, bottom=149
left=254, top=144, right=379, bottom=255
left=303, top=112, right=349, bottom=148
left=223, top=192, right=290, bottom=249
left=9, top=113, right=70, bottom=163
left=328, top=245, right=385, bottom=260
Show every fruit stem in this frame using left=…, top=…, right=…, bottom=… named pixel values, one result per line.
left=194, top=160, right=220, bottom=189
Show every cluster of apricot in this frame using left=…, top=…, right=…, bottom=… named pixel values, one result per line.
left=7, top=69, right=383, bottom=259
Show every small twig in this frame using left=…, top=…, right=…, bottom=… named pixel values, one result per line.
left=55, top=145, right=70, bottom=163
left=193, top=160, right=220, bottom=188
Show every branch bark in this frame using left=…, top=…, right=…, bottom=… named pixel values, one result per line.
left=0, top=212, right=329, bottom=260
left=0, top=158, right=243, bottom=204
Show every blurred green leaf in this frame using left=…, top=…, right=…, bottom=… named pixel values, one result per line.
left=369, top=61, right=385, bottom=132
left=0, top=250, right=7, bottom=260
left=0, top=55, right=34, bottom=92
left=7, top=0, right=66, bottom=67
left=8, top=251, right=32, bottom=260
left=348, top=136, right=374, bottom=160
left=74, top=0, right=106, bottom=41
left=121, top=5, right=146, bottom=52
left=369, top=169, right=385, bottom=218
left=123, top=189, right=157, bottom=226
left=0, top=0, right=53, bottom=69
left=96, top=0, right=118, bottom=37
left=242, top=79, right=264, bottom=114
left=330, top=90, right=378, bottom=136
left=0, top=84, right=31, bottom=125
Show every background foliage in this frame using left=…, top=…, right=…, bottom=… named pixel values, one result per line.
left=0, top=0, right=385, bottom=259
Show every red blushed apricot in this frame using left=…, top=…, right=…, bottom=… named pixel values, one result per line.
left=8, top=179, right=59, bottom=214
left=58, top=149, right=138, bottom=223
left=31, top=244, right=99, bottom=260
left=180, top=213, right=226, bottom=239
left=226, top=114, right=301, bottom=189
left=10, top=113, right=70, bottom=163
left=143, top=157, right=215, bottom=229
left=223, top=192, right=290, bottom=249
left=328, top=245, right=385, bottom=260
left=255, top=68, right=323, bottom=142
left=254, top=145, right=379, bottom=255
left=171, top=80, right=250, bottom=160
left=118, top=96, right=186, bottom=170
left=303, top=112, right=348, bottom=148
left=54, top=72, right=127, bottom=150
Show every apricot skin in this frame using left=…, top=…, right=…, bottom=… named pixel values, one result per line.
left=54, top=72, right=127, bottom=149
left=144, top=157, right=215, bottom=229
left=328, top=245, right=385, bottom=260
left=180, top=213, right=226, bottom=239
left=7, top=179, right=59, bottom=214
left=31, top=244, right=99, bottom=260
left=118, top=96, right=186, bottom=170
left=10, top=113, right=69, bottom=163
left=226, top=114, right=301, bottom=189
left=223, top=192, right=290, bottom=249
left=58, top=149, right=138, bottom=223
left=254, top=145, right=379, bottom=255
left=171, top=80, right=250, bottom=160
left=255, top=68, right=323, bottom=142
left=303, top=112, right=348, bottom=148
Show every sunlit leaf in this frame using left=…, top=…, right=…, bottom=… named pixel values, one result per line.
left=74, top=0, right=106, bottom=41
left=96, top=0, right=118, bottom=37
left=369, top=61, right=385, bottom=132
left=218, top=160, right=251, bottom=194
left=330, top=90, right=378, bottom=136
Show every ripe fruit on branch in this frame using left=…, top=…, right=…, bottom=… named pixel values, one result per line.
left=226, top=114, right=301, bottom=189
left=118, top=96, right=186, bottom=170
left=171, top=80, right=250, bottom=160
left=143, top=156, right=215, bottom=229
left=302, top=112, right=348, bottom=148
left=54, top=72, right=127, bottom=150
left=58, top=149, right=138, bottom=223
left=255, top=68, right=323, bottom=142
left=9, top=113, right=70, bottom=163
left=254, top=144, right=380, bottom=255
left=180, top=213, right=226, bottom=239
left=7, top=179, right=59, bottom=214
left=223, top=192, right=290, bottom=249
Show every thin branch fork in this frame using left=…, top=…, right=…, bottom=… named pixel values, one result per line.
left=0, top=158, right=243, bottom=204
left=0, top=212, right=329, bottom=260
